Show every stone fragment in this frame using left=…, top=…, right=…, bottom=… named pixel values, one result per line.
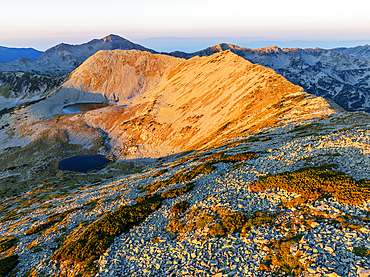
left=325, top=246, right=334, bottom=253
left=311, top=221, right=320, bottom=228
left=358, top=268, right=370, bottom=277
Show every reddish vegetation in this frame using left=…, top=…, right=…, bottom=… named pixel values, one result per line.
left=250, top=165, right=370, bottom=205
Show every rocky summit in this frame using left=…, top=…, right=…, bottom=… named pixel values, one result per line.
left=1, top=38, right=370, bottom=277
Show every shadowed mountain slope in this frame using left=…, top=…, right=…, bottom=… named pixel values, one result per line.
left=332, top=44, right=370, bottom=59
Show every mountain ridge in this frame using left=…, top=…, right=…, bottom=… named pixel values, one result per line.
left=170, top=43, right=370, bottom=112
left=2, top=34, right=370, bottom=114
left=1, top=49, right=334, bottom=160
left=0, top=34, right=157, bottom=77
left=332, top=44, right=370, bottom=59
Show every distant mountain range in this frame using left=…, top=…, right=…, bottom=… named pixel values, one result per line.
left=0, top=35, right=156, bottom=77
left=332, top=44, right=370, bottom=59
left=135, top=37, right=370, bottom=53
left=1, top=34, right=370, bottom=113
left=0, top=46, right=43, bottom=63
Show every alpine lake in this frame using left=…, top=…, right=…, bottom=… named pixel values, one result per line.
left=60, top=102, right=112, bottom=172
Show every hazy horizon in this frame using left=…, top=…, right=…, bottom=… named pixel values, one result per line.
left=1, top=35, right=370, bottom=53
left=1, top=0, right=369, bottom=51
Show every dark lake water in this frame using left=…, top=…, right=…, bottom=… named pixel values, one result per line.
left=62, top=103, right=110, bottom=114
left=58, top=155, right=111, bottom=172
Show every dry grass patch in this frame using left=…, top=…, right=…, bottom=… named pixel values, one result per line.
left=141, top=162, right=216, bottom=193
left=250, top=165, right=370, bottom=205
left=260, top=234, right=306, bottom=276
left=24, top=208, right=79, bottom=236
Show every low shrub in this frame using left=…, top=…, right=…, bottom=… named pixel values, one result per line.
left=160, top=182, right=194, bottom=199
left=218, top=152, right=258, bottom=163
left=137, top=183, right=194, bottom=203
left=221, top=213, right=247, bottom=233
left=241, top=137, right=259, bottom=143
left=142, top=152, right=257, bottom=194
left=0, top=255, right=19, bottom=277
left=52, top=184, right=195, bottom=264
left=171, top=201, right=190, bottom=214
left=152, top=169, right=168, bottom=177
left=25, top=208, right=79, bottom=235
left=333, top=127, right=354, bottom=133
left=208, top=222, right=226, bottom=237
left=198, top=153, right=223, bottom=162
left=0, top=236, right=18, bottom=252
left=166, top=207, right=279, bottom=240
left=24, top=222, right=53, bottom=236
left=353, top=246, right=370, bottom=257
left=242, top=212, right=276, bottom=232
left=52, top=195, right=162, bottom=262
left=196, top=215, right=214, bottom=229
left=166, top=215, right=184, bottom=233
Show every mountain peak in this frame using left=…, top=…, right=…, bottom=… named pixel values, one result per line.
left=102, top=34, right=128, bottom=43
left=0, top=35, right=157, bottom=76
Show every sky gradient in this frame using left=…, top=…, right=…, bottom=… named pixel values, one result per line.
left=1, top=0, right=369, bottom=51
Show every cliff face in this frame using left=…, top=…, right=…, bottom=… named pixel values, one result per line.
left=9, top=49, right=332, bottom=159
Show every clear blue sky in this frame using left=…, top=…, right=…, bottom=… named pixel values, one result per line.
left=1, top=0, right=369, bottom=51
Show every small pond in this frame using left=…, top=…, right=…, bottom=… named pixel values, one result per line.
left=58, top=155, right=111, bottom=172
left=62, top=103, right=111, bottom=114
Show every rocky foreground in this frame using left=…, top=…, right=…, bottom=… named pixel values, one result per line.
left=1, top=110, right=370, bottom=277
left=1, top=49, right=370, bottom=277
